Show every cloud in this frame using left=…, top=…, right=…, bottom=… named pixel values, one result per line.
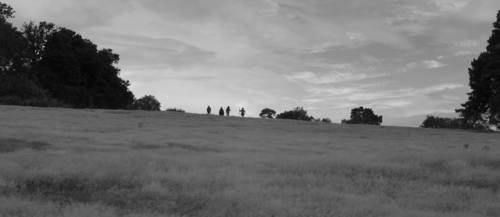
left=285, top=70, right=388, bottom=85
left=426, top=86, right=467, bottom=101
left=454, top=39, right=479, bottom=47
left=422, top=60, right=447, bottom=69
left=454, top=51, right=473, bottom=56
left=433, top=0, right=471, bottom=13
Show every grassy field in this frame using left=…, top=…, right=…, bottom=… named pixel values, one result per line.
left=1, top=105, right=500, bottom=217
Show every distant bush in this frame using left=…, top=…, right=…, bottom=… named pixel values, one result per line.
left=276, top=107, right=313, bottom=121
left=130, top=95, right=161, bottom=111
left=341, top=107, right=382, bottom=125
left=321, top=118, right=332, bottom=123
left=166, top=108, right=185, bottom=113
left=419, top=115, right=487, bottom=130
left=259, top=108, right=276, bottom=119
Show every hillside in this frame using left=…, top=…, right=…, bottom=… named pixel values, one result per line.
left=0, top=105, right=499, bottom=217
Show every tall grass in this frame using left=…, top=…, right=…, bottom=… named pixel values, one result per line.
left=0, top=105, right=499, bottom=216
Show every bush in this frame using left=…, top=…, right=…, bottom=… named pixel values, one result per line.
left=341, top=107, right=382, bottom=125
left=130, top=95, right=161, bottom=111
left=321, top=118, right=332, bottom=123
left=0, top=75, right=69, bottom=107
left=276, top=107, right=313, bottom=121
left=419, top=115, right=486, bottom=130
left=259, top=108, right=276, bottom=119
left=166, top=108, right=185, bottom=113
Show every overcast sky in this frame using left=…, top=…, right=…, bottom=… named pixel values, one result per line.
left=6, top=0, right=500, bottom=126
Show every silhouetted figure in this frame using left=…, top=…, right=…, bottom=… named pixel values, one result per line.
left=207, top=106, right=211, bottom=114
left=226, top=106, right=231, bottom=116
left=219, top=107, right=224, bottom=116
left=239, top=108, right=246, bottom=117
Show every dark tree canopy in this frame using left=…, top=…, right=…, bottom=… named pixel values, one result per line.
left=21, top=21, right=56, bottom=68
left=259, top=108, right=277, bottom=119
left=0, top=2, right=135, bottom=109
left=0, top=5, right=25, bottom=73
left=456, top=10, right=500, bottom=129
left=276, top=107, right=313, bottom=121
left=341, top=107, right=382, bottom=125
left=131, top=95, right=161, bottom=111
left=0, top=2, right=14, bottom=23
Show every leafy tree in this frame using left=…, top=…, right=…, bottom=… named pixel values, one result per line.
left=0, top=2, right=14, bottom=22
left=0, top=3, right=134, bottom=109
left=34, top=27, right=134, bottom=109
left=92, top=48, right=134, bottom=109
left=0, top=2, right=50, bottom=106
left=131, top=95, right=161, bottom=111
left=21, top=21, right=56, bottom=68
left=35, top=27, right=101, bottom=108
left=341, top=107, right=382, bottom=125
left=259, top=108, right=276, bottom=119
left=456, top=10, right=500, bottom=130
left=321, top=118, right=332, bottom=123
left=0, top=3, right=26, bottom=73
left=276, top=107, right=313, bottom=121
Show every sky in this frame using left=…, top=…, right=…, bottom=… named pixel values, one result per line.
left=5, top=0, right=500, bottom=126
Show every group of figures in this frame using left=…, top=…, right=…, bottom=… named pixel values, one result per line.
left=206, top=106, right=246, bottom=117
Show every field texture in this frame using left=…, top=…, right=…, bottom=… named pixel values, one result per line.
left=1, top=105, right=500, bottom=217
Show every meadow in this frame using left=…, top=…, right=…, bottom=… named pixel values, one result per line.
left=0, top=105, right=499, bottom=217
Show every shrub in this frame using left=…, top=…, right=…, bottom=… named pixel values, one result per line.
left=166, top=108, right=185, bottom=113
left=130, top=95, right=161, bottom=111
left=341, top=107, right=382, bottom=125
left=276, top=107, right=313, bottom=121
left=419, top=115, right=486, bottom=130
left=259, top=108, right=276, bottom=119
left=321, top=118, right=332, bottom=123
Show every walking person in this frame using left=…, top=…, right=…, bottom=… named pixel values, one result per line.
left=207, top=106, right=211, bottom=114
left=219, top=107, right=224, bottom=116
left=239, top=107, right=246, bottom=117
left=226, top=106, right=231, bottom=116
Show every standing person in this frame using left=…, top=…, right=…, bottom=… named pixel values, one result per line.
left=207, top=106, right=211, bottom=114
left=219, top=107, right=224, bottom=116
left=226, top=106, right=231, bottom=116
left=239, top=107, right=246, bottom=117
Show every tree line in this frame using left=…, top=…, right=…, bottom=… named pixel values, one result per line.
left=0, top=2, right=155, bottom=110
left=259, top=106, right=382, bottom=125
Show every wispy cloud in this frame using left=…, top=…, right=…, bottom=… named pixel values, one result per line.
left=422, top=60, right=448, bottom=69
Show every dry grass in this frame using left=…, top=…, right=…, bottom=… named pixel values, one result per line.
left=1, top=105, right=499, bottom=216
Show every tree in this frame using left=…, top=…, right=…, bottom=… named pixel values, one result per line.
left=0, top=2, right=14, bottom=23
left=0, top=3, right=26, bottom=73
left=35, top=27, right=134, bottom=109
left=259, top=108, right=276, bottom=119
left=21, top=21, right=56, bottom=68
left=456, top=10, right=500, bottom=130
left=0, top=3, right=134, bottom=109
left=341, top=107, right=382, bottom=125
left=0, top=2, right=50, bottom=106
left=321, top=118, right=332, bottom=123
left=131, top=95, right=161, bottom=111
left=276, top=107, right=313, bottom=121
